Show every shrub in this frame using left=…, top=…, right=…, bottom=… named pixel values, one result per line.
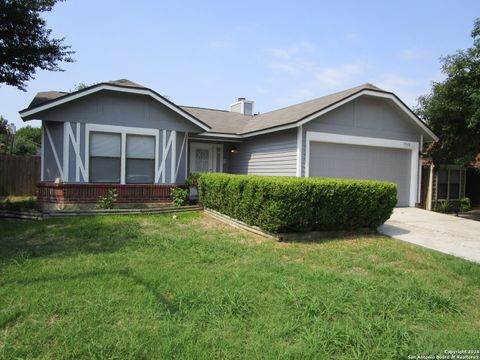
left=171, top=187, right=189, bottom=207
left=198, top=173, right=397, bottom=233
left=435, top=200, right=453, bottom=214
left=95, top=189, right=118, bottom=209
left=459, top=197, right=471, bottom=213
left=0, top=196, right=38, bottom=211
left=186, top=172, right=201, bottom=187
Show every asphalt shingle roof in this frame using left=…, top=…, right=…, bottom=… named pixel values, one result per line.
left=25, top=80, right=389, bottom=135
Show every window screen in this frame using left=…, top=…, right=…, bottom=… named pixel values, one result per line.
left=89, top=132, right=121, bottom=183
left=126, top=135, right=155, bottom=183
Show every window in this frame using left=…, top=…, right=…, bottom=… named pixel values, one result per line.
left=126, top=135, right=155, bottom=183
left=89, top=132, right=121, bottom=183
left=449, top=170, right=460, bottom=199
left=437, top=168, right=461, bottom=200
left=437, top=169, right=448, bottom=200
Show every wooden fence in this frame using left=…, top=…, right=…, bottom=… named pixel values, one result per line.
left=0, top=155, right=40, bottom=196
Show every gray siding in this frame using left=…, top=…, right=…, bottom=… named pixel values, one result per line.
left=43, top=121, right=64, bottom=181
left=229, top=129, right=297, bottom=176
left=35, top=91, right=202, bottom=133
left=39, top=91, right=200, bottom=184
left=301, top=95, right=421, bottom=176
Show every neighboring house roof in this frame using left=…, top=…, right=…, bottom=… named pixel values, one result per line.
left=20, top=79, right=438, bottom=141
left=28, top=91, right=68, bottom=108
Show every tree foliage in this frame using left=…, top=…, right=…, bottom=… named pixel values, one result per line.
left=0, top=0, right=75, bottom=91
left=12, top=126, right=41, bottom=155
left=0, top=115, right=14, bottom=154
left=416, top=18, right=480, bottom=166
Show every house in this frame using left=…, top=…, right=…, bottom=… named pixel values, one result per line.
left=19, top=79, right=438, bottom=210
left=419, top=161, right=467, bottom=210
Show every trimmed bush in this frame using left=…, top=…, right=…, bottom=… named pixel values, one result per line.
left=198, top=173, right=397, bottom=233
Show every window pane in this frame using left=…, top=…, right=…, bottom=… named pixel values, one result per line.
left=126, top=159, right=155, bottom=183
left=450, top=184, right=460, bottom=199
left=127, top=135, right=155, bottom=159
left=90, top=132, right=121, bottom=157
left=438, top=184, right=448, bottom=199
left=90, top=158, right=121, bottom=183
left=450, top=170, right=460, bottom=184
left=438, top=169, right=448, bottom=184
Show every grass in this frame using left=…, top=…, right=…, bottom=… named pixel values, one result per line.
left=1, top=212, right=479, bottom=359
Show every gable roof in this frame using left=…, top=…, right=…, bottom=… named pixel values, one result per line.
left=181, top=83, right=438, bottom=141
left=19, top=79, right=211, bottom=131
left=20, top=80, right=438, bottom=141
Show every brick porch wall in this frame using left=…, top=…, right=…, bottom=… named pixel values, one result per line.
left=37, top=182, right=184, bottom=204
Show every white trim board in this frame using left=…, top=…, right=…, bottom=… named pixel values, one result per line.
left=20, top=84, right=210, bottom=131
left=304, top=131, right=419, bottom=207
left=296, top=125, right=303, bottom=177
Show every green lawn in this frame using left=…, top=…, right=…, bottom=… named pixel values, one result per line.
left=1, top=212, right=479, bottom=359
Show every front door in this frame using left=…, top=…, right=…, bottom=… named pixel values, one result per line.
left=190, top=143, right=223, bottom=173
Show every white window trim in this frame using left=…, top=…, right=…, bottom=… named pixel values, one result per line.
left=85, top=124, right=159, bottom=184
left=189, top=142, right=224, bottom=173
left=304, top=131, right=419, bottom=207
left=40, top=123, right=45, bottom=181
left=437, top=168, right=462, bottom=201
left=296, top=125, right=303, bottom=177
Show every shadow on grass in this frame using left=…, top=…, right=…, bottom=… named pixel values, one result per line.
left=1, top=267, right=179, bottom=322
left=0, top=216, right=145, bottom=266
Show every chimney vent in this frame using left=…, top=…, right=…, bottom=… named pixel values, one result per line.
left=230, top=98, right=254, bottom=115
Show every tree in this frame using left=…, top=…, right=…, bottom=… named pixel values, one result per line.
left=0, top=115, right=14, bottom=154
left=0, top=0, right=75, bottom=91
left=416, top=18, right=480, bottom=166
left=70, top=82, right=95, bottom=92
left=12, top=126, right=41, bottom=155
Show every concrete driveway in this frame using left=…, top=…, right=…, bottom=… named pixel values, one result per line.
left=378, top=208, right=480, bottom=263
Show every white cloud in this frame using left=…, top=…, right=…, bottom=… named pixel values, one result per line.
left=344, top=32, right=360, bottom=41
left=373, top=73, right=428, bottom=107
left=315, top=63, right=368, bottom=87
left=264, top=41, right=316, bottom=59
left=265, top=48, right=291, bottom=59
left=398, top=48, right=432, bottom=60
left=208, top=39, right=231, bottom=49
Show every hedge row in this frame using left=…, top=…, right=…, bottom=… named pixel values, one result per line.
left=198, top=173, right=397, bottom=233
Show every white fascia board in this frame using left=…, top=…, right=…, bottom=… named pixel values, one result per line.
left=197, top=132, right=242, bottom=139
left=360, top=90, right=438, bottom=142
left=19, top=84, right=211, bottom=132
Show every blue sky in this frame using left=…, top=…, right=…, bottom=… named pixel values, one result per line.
left=1, top=0, right=479, bottom=129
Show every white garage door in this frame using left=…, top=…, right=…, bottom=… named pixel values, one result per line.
left=308, top=142, right=412, bottom=206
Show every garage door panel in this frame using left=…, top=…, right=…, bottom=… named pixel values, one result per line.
left=309, top=142, right=411, bottom=206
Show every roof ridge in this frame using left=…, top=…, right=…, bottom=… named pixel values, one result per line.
left=255, top=83, right=384, bottom=118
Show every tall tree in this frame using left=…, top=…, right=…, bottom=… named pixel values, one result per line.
left=0, top=0, right=75, bottom=91
left=416, top=18, right=480, bottom=166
